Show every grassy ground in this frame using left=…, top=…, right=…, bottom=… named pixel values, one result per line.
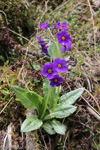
left=0, top=0, right=100, bottom=149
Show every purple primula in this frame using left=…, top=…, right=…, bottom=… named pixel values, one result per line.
left=50, top=75, right=63, bottom=87
left=37, top=37, right=48, bottom=54
left=41, top=63, right=57, bottom=79
left=40, top=21, right=48, bottom=29
left=61, top=41, right=72, bottom=53
left=41, top=43, right=48, bottom=54
left=54, top=58, right=68, bottom=73
left=37, top=36, right=44, bottom=43
left=56, top=31, right=70, bottom=45
left=54, top=21, right=69, bottom=30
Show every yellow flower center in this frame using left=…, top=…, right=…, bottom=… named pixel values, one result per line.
left=60, top=26, right=63, bottom=29
left=61, top=36, right=65, bottom=40
left=44, top=46, right=46, bottom=49
left=48, top=69, right=52, bottom=73
left=54, top=78, right=58, bottom=83
left=58, top=64, right=62, bottom=68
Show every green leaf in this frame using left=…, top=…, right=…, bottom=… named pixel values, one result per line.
left=64, top=55, right=70, bottom=61
left=43, top=78, right=56, bottom=109
left=12, top=85, right=42, bottom=112
left=49, top=86, right=56, bottom=109
left=32, top=64, right=41, bottom=70
left=43, top=78, right=50, bottom=96
left=43, top=104, right=77, bottom=120
left=51, top=120, right=66, bottom=135
left=97, top=144, right=100, bottom=148
left=53, top=41, right=63, bottom=59
left=59, top=88, right=85, bottom=105
left=21, top=116, right=43, bottom=132
left=42, top=122, right=56, bottom=135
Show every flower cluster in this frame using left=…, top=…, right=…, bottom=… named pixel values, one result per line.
left=55, top=21, right=71, bottom=53
left=41, top=58, right=67, bottom=87
left=38, top=21, right=71, bottom=87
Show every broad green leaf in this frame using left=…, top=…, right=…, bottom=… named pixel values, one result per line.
left=43, top=104, right=77, bottom=120
left=21, top=116, right=43, bottom=132
left=59, top=88, right=85, bottom=105
left=53, top=41, right=63, bottom=59
left=12, top=85, right=42, bottom=112
left=51, top=120, right=66, bottom=135
left=43, top=78, right=56, bottom=109
left=42, top=122, right=56, bottom=135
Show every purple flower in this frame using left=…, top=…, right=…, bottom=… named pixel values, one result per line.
left=61, top=41, right=72, bottom=53
left=41, top=63, right=57, bottom=79
left=54, top=21, right=69, bottom=30
left=37, top=37, right=48, bottom=54
left=37, top=36, right=44, bottom=43
left=50, top=75, right=63, bottom=87
left=40, top=21, right=48, bottom=29
left=54, top=58, right=68, bottom=73
left=56, top=31, right=70, bottom=45
left=41, top=43, right=48, bottom=54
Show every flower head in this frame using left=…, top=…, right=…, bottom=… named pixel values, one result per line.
left=54, top=58, right=68, bottom=73
left=37, top=37, right=48, bottom=54
left=50, top=75, right=63, bottom=87
left=41, top=43, right=48, bottom=54
left=56, top=31, right=70, bottom=45
left=40, top=21, right=48, bottom=29
left=41, top=63, right=57, bottom=79
left=61, top=41, right=72, bottom=53
left=54, top=21, right=69, bottom=30
left=37, top=36, right=44, bottom=43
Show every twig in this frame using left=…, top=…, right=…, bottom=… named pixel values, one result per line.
left=87, top=106, right=100, bottom=121
left=37, top=0, right=49, bottom=34
left=0, top=10, right=8, bottom=25
left=23, top=48, right=50, bottom=61
left=49, top=0, right=71, bottom=15
left=87, top=0, right=96, bottom=57
left=39, top=129, right=48, bottom=150
left=0, top=97, right=13, bottom=115
left=0, top=10, right=38, bottom=50
left=63, top=131, right=69, bottom=150
left=18, top=42, right=32, bottom=83
left=82, top=72, right=92, bottom=92
left=81, top=95, right=100, bottom=116
left=3, top=123, right=12, bottom=150
left=85, top=89, right=100, bottom=112
left=8, top=28, right=38, bottom=50
left=48, top=136, right=52, bottom=150
left=17, top=64, right=24, bottom=83
left=75, top=82, right=100, bottom=115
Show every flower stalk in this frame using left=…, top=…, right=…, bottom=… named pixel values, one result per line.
left=53, top=86, right=60, bottom=109
left=40, top=85, right=51, bottom=120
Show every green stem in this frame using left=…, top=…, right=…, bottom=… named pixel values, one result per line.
left=40, top=85, right=51, bottom=119
left=53, top=86, right=59, bottom=109
left=48, top=28, right=55, bottom=40
left=48, top=28, right=61, bottom=58
left=56, top=41, right=61, bottom=58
